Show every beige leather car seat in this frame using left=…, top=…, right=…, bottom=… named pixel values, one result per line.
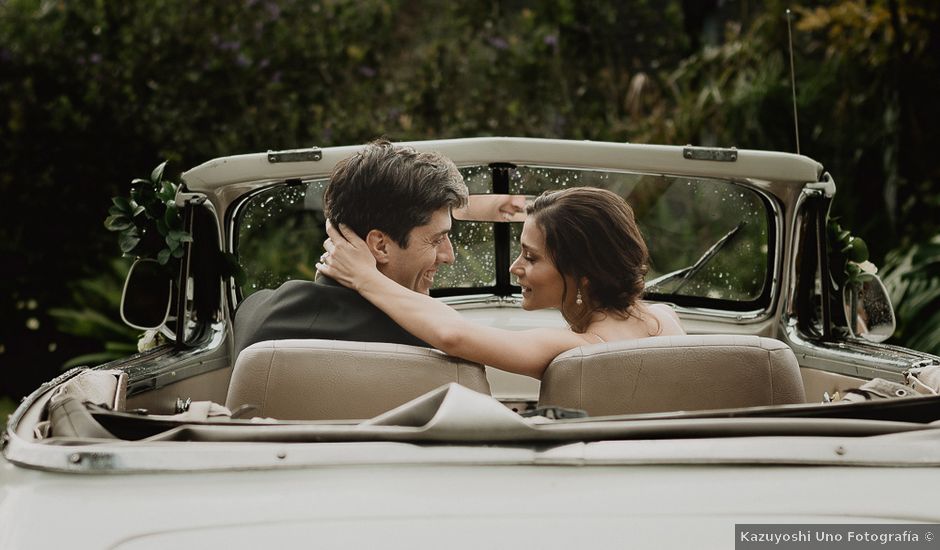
left=225, top=339, right=491, bottom=420
left=538, top=334, right=806, bottom=415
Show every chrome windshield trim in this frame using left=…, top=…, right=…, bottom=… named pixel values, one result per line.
left=781, top=321, right=934, bottom=381
left=765, top=181, right=785, bottom=322
left=785, top=186, right=816, bottom=318
left=124, top=322, right=228, bottom=396
left=672, top=307, right=767, bottom=323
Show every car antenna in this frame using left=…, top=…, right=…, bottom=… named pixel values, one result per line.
left=786, top=8, right=801, bottom=155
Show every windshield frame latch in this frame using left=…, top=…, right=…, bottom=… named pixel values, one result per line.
left=683, top=145, right=738, bottom=162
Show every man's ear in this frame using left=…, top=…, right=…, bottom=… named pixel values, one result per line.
left=365, top=229, right=392, bottom=265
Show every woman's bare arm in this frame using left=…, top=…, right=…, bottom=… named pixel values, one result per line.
left=318, top=223, right=585, bottom=378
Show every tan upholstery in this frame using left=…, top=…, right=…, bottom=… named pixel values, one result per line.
left=225, top=339, right=491, bottom=420
left=538, top=335, right=806, bottom=415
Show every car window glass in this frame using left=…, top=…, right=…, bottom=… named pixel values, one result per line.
left=506, top=166, right=771, bottom=303
left=235, top=179, right=328, bottom=298
left=232, top=166, right=771, bottom=306
left=459, top=165, right=497, bottom=194
left=433, top=166, right=504, bottom=289
left=434, top=220, right=497, bottom=289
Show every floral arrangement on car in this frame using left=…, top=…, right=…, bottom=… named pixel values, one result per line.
left=104, top=161, right=190, bottom=266
left=105, top=160, right=244, bottom=279
left=104, top=162, right=243, bottom=350
left=103, top=161, right=187, bottom=350
left=828, top=218, right=877, bottom=289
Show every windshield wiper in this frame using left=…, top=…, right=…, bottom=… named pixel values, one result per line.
left=645, top=221, right=746, bottom=293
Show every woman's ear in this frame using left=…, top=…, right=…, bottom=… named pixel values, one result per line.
left=365, top=229, right=391, bottom=265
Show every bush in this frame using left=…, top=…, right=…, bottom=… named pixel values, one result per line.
left=0, top=0, right=690, bottom=397
left=881, top=235, right=940, bottom=355
left=0, top=0, right=937, bottom=400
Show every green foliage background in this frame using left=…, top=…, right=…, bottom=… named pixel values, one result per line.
left=1, top=0, right=938, bottom=401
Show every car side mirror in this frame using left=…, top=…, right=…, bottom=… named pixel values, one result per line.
left=842, top=274, right=896, bottom=343
left=121, top=258, right=173, bottom=330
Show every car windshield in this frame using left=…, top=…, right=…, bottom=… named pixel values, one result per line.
left=233, top=165, right=772, bottom=310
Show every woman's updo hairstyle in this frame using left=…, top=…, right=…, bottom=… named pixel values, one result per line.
left=528, top=187, right=649, bottom=332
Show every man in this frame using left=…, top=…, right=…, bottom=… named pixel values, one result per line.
left=233, top=138, right=468, bottom=357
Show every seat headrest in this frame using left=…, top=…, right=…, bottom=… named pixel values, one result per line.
left=225, top=339, right=491, bottom=420
left=538, top=334, right=805, bottom=415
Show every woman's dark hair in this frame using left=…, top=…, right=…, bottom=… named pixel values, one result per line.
left=528, top=187, right=649, bottom=332
left=325, top=138, right=468, bottom=247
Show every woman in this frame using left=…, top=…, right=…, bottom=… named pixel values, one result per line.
left=318, top=187, right=685, bottom=379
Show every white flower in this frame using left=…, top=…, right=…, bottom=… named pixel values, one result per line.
left=857, top=260, right=878, bottom=274
left=137, top=329, right=161, bottom=353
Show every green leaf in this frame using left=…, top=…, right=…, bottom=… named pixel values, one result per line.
left=143, top=201, right=163, bottom=220
left=172, top=247, right=184, bottom=258
left=133, top=182, right=157, bottom=206
left=158, top=180, right=177, bottom=202
left=49, top=306, right=136, bottom=341
left=908, top=318, right=940, bottom=355
left=168, top=229, right=191, bottom=242
left=104, top=215, right=133, bottom=231
left=164, top=204, right=179, bottom=230
left=151, top=161, right=167, bottom=185
left=156, top=218, right=168, bottom=236
left=846, top=237, right=869, bottom=263
left=118, top=229, right=141, bottom=254
left=911, top=243, right=940, bottom=268
left=157, top=248, right=172, bottom=265
left=111, top=196, right=134, bottom=216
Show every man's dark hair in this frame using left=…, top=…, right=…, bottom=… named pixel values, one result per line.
left=324, top=138, right=468, bottom=247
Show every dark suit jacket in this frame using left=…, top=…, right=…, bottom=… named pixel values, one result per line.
left=233, top=276, right=428, bottom=357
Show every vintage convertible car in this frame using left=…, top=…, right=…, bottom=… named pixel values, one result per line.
left=2, top=138, right=939, bottom=549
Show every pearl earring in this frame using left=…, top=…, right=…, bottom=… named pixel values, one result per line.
left=576, top=289, right=583, bottom=305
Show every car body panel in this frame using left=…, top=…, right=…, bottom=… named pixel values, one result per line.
left=2, top=461, right=939, bottom=550
left=3, top=137, right=939, bottom=547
